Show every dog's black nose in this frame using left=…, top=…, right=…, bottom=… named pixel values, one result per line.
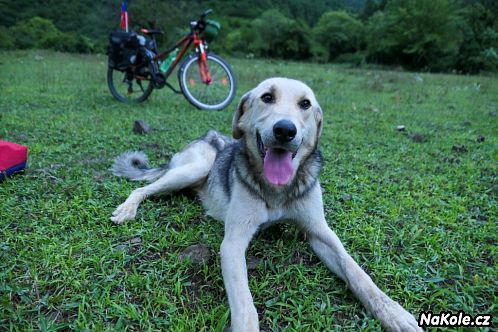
left=273, top=120, right=297, bottom=143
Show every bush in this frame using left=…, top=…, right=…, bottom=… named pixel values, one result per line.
left=53, top=32, right=95, bottom=53
left=224, top=21, right=257, bottom=57
left=312, top=11, right=363, bottom=62
left=335, top=51, right=366, bottom=66
left=3, top=16, right=95, bottom=53
left=9, top=16, right=60, bottom=49
left=251, top=10, right=312, bottom=60
left=365, top=0, right=464, bottom=71
left=0, top=26, right=15, bottom=49
left=456, top=3, right=498, bottom=73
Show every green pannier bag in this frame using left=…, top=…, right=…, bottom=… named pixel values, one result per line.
left=203, top=20, right=221, bottom=42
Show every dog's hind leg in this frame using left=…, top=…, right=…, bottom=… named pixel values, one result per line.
left=111, top=141, right=216, bottom=224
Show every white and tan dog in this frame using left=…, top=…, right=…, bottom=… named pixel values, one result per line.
left=111, top=78, right=421, bottom=331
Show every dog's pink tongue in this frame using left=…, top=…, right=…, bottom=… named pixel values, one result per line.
left=263, top=149, right=293, bottom=186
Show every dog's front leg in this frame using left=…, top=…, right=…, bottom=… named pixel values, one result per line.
left=220, top=185, right=267, bottom=332
left=294, top=185, right=421, bottom=332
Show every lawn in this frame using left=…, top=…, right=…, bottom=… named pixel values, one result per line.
left=0, top=50, right=496, bottom=331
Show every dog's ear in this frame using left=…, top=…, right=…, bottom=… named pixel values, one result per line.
left=232, top=91, right=251, bottom=139
left=315, top=104, right=323, bottom=140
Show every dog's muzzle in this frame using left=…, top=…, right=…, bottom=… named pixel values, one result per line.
left=256, top=123, right=300, bottom=187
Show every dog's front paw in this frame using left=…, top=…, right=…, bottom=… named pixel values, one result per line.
left=110, top=202, right=138, bottom=224
left=373, top=296, right=422, bottom=332
left=229, top=305, right=259, bottom=332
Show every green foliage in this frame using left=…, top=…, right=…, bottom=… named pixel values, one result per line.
left=0, top=0, right=30, bottom=27
left=360, top=0, right=386, bottom=20
left=251, top=10, right=312, bottom=60
left=363, top=11, right=390, bottom=62
left=208, top=0, right=349, bottom=26
left=365, top=0, right=464, bottom=70
left=0, top=0, right=497, bottom=72
left=0, top=26, right=14, bottom=49
left=54, top=32, right=96, bottom=53
left=334, top=51, right=366, bottom=65
left=456, top=3, right=498, bottom=73
left=312, top=11, right=363, bottom=62
left=1, top=16, right=95, bottom=53
left=8, top=17, right=60, bottom=50
left=224, top=20, right=257, bottom=57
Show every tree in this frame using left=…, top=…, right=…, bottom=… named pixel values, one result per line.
left=251, top=10, right=312, bottom=59
left=224, top=20, right=257, bottom=56
left=9, top=17, right=61, bottom=49
left=312, top=11, right=363, bottom=62
left=456, top=3, right=498, bottom=72
left=360, top=0, right=386, bottom=20
left=365, top=0, right=464, bottom=70
left=0, top=26, right=14, bottom=49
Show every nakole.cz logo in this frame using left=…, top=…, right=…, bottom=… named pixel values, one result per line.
left=418, top=311, right=492, bottom=328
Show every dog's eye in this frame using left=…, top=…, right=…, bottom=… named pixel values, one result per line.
left=261, top=93, right=274, bottom=104
left=299, top=99, right=311, bottom=110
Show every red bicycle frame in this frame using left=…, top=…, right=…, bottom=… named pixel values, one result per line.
left=150, top=27, right=212, bottom=84
left=194, top=36, right=212, bottom=84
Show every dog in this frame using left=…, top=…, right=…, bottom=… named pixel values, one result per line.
left=110, top=78, right=421, bottom=331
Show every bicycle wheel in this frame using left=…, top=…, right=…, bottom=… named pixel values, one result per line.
left=107, top=66, right=154, bottom=103
left=178, top=53, right=236, bottom=110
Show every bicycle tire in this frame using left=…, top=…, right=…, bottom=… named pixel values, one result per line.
left=107, top=65, right=154, bottom=103
left=178, top=53, right=236, bottom=110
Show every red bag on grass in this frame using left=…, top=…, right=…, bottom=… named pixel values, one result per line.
left=0, top=140, right=28, bottom=181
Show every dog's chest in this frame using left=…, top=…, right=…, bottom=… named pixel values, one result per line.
left=267, top=208, right=286, bottom=222
left=261, top=208, right=288, bottom=227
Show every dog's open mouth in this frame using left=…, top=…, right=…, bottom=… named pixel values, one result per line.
left=257, top=132, right=297, bottom=186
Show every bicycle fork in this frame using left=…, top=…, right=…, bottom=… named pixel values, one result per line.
left=195, top=41, right=212, bottom=85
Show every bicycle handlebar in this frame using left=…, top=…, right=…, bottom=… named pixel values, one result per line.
left=200, top=9, right=213, bottom=21
left=190, top=8, right=213, bottom=32
left=191, top=9, right=213, bottom=33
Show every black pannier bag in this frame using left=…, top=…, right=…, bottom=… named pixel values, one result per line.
left=107, top=31, right=140, bottom=71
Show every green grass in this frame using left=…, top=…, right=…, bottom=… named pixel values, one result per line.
left=0, top=50, right=496, bottom=331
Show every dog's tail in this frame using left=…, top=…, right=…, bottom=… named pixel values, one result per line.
left=111, top=151, right=168, bottom=182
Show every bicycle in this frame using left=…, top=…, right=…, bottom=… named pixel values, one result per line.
left=107, top=9, right=236, bottom=111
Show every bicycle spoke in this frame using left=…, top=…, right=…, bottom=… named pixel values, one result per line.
left=108, top=68, right=153, bottom=103
left=180, top=54, right=235, bottom=110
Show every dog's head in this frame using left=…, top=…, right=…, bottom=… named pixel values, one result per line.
left=232, top=78, right=323, bottom=187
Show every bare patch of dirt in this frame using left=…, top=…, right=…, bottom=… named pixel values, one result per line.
left=114, top=236, right=142, bottom=252
left=410, top=133, right=427, bottom=143
left=247, top=256, right=262, bottom=270
left=179, top=244, right=213, bottom=265
left=452, top=144, right=468, bottom=153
